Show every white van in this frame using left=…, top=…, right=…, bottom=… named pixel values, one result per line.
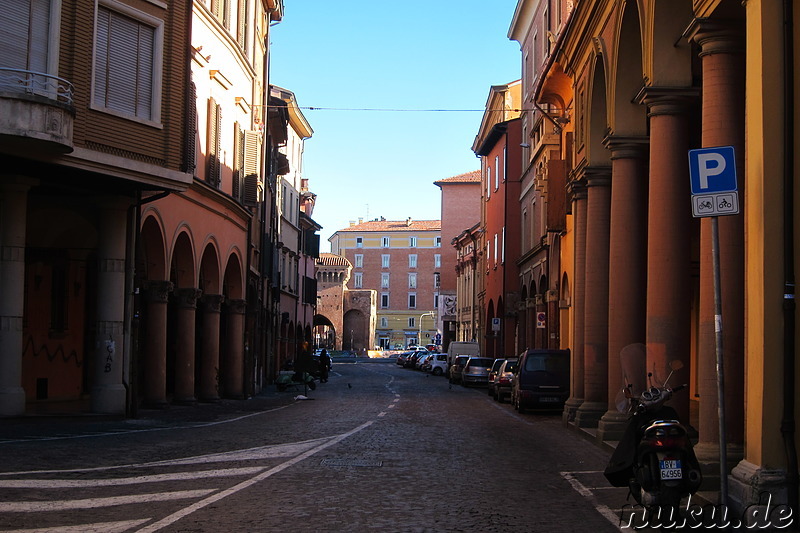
left=445, top=341, right=481, bottom=377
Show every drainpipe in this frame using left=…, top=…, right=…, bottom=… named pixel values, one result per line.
left=782, top=0, right=798, bottom=516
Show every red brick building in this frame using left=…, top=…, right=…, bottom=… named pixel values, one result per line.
left=330, top=219, right=441, bottom=350
left=434, top=171, right=481, bottom=349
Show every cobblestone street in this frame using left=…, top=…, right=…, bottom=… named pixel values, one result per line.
left=0, top=359, right=633, bottom=532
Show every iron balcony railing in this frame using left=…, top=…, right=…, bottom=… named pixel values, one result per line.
left=0, top=67, right=74, bottom=106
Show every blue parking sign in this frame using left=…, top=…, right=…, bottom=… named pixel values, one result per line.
left=688, top=146, right=737, bottom=194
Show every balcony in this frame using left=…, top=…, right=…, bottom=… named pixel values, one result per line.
left=0, top=68, right=75, bottom=154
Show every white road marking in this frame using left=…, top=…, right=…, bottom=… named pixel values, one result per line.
left=0, top=490, right=216, bottom=513
left=134, top=420, right=375, bottom=533
left=0, top=467, right=266, bottom=489
left=378, top=412, right=387, bottom=417
left=0, top=519, right=150, bottom=533
left=560, top=471, right=624, bottom=531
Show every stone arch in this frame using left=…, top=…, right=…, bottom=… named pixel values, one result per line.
left=647, top=0, right=694, bottom=86
left=140, top=214, right=168, bottom=281
left=170, top=230, right=195, bottom=289
left=342, top=309, right=366, bottom=353
left=587, top=54, right=611, bottom=167
left=198, top=242, right=221, bottom=295
left=486, top=299, right=496, bottom=358
left=223, top=253, right=244, bottom=300
left=313, top=314, right=336, bottom=350
left=611, top=0, right=648, bottom=136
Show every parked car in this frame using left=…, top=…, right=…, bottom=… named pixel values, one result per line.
left=396, top=351, right=414, bottom=366
left=405, top=350, right=429, bottom=368
left=448, top=355, right=470, bottom=384
left=428, top=353, right=449, bottom=376
left=493, top=358, right=518, bottom=402
left=461, top=357, right=494, bottom=387
left=487, top=358, right=507, bottom=397
left=512, top=349, right=570, bottom=413
left=416, top=353, right=433, bottom=371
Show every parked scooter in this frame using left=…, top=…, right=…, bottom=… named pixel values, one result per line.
left=604, top=344, right=702, bottom=524
left=275, top=370, right=317, bottom=392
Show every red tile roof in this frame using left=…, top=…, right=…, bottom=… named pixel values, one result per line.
left=433, top=170, right=481, bottom=186
left=317, top=253, right=351, bottom=266
left=336, top=219, right=441, bottom=232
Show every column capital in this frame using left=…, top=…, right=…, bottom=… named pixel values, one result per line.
left=144, top=280, right=173, bottom=304
left=200, top=294, right=225, bottom=314
left=684, top=18, right=745, bottom=57
left=224, top=298, right=247, bottom=315
left=635, top=86, right=700, bottom=116
left=584, top=165, right=612, bottom=188
left=175, top=287, right=202, bottom=309
left=602, top=135, right=650, bottom=160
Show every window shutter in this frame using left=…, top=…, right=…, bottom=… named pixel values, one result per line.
left=232, top=124, right=243, bottom=201
left=29, top=0, right=50, bottom=72
left=185, top=81, right=197, bottom=174
left=243, top=130, right=260, bottom=206
left=237, top=0, right=247, bottom=50
left=206, top=97, right=221, bottom=187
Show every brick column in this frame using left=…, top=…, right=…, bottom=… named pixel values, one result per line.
left=637, top=87, right=699, bottom=424
left=174, top=288, right=201, bottom=404
left=598, top=137, right=650, bottom=441
left=563, top=181, right=586, bottom=423
left=91, top=201, right=131, bottom=414
left=0, top=180, right=34, bottom=416
left=143, top=280, right=172, bottom=407
left=688, top=18, right=746, bottom=462
left=223, top=299, right=246, bottom=399
left=199, top=294, right=224, bottom=402
left=575, top=167, right=612, bottom=428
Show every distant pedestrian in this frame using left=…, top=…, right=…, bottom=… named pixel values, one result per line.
left=319, top=349, right=331, bottom=383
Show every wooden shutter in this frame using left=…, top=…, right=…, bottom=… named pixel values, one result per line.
left=237, top=0, right=247, bottom=50
left=1, top=0, right=49, bottom=71
left=206, top=97, right=221, bottom=187
left=185, top=81, right=197, bottom=174
left=243, top=130, right=260, bottom=206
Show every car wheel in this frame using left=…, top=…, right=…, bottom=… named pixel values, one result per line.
left=496, top=392, right=503, bottom=403
left=432, top=367, right=443, bottom=376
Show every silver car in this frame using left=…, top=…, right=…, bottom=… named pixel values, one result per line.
left=461, top=357, right=495, bottom=387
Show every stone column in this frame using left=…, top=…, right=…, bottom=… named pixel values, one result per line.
left=0, top=180, right=35, bottom=416
left=575, top=167, right=612, bottom=428
left=143, top=280, right=172, bottom=407
left=223, top=299, right=246, bottom=399
left=636, top=87, right=698, bottom=425
left=174, top=288, right=201, bottom=404
left=91, top=200, right=130, bottom=414
left=598, top=137, right=650, bottom=441
left=198, top=294, right=224, bottom=402
left=688, top=19, right=746, bottom=463
left=563, top=181, right=587, bottom=423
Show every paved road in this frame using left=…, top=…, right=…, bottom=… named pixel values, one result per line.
left=0, top=358, right=635, bottom=532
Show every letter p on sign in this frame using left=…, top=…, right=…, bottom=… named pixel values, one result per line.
left=689, top=146, right=737, bottom=194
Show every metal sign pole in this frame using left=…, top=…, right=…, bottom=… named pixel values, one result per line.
left=711, top=215, right=729, bottom=509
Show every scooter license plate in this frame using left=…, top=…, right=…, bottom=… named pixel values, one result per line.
left=659, top=459, right=683, bottom=480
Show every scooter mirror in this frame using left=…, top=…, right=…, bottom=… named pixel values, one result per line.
left=670, top=360, right=684, bottom=371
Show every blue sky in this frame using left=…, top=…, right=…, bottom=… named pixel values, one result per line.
left=269, top=1, right=521, bottom=251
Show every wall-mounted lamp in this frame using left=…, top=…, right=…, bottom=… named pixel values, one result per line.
left=520, top=143, right=531, bottom=148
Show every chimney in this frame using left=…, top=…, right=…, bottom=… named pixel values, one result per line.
left=358, top=217, right=363, bottom=224
left=349, top=220, right=356, bottom=227
left=406, top=217, right=412, bottom=226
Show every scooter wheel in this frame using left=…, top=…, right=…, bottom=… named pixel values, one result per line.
left=277, top=383, right=287, bottom=392
left=308, top=381, right=317, bottom=391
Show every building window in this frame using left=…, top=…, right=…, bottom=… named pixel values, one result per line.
left=356, top=237, right=363, bottom=248
left=354, top=254, right=363, bottom=268
left=486, top=166, right=492, bottom=199
left=434, top=254, right=441, bottom=268
left=381, top=293, right=389, bottom=308
left=382, top=254, right=390, bottom=268
left=382, top=236, right=390, bottom=247
left=494, top=233, right=498, bottom=265
left=408, top=254, right=417, bottom=268
left=3, top=0, right=52, bottom=77
left=381, top=273, right=390, bottom=288
left=93, top=2, right=163, bottom=123
left=408, top=317, right=416, bottom=328
left=380, top=317, right=388, bottom=328
left=502, top=226, right=506, bottom=264
left=409, top=236, right=417, bottom=247
left=353, top=272, right=362, bottom=288
left=408, top=273, right=417, bottom=289
left=408, top=293, right=417, bottom=309
left=434, top=292, right=439, bottom=309
left=433, top=272, right=440, bottom=289
left=495, top=155, right=500, bottom=190
left=435, top=237, right=441, bottom=247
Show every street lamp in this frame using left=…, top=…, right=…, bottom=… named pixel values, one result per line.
left=419, top=311, right=435, bottom=346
